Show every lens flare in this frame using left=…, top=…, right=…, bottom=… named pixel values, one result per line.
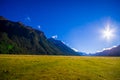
left=102, top=23, right=115, bottom=41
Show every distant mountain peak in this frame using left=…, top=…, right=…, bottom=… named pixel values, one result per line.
left=0, top=16, right=8, bottom=20
left=91, top=45, right=120, bottom=56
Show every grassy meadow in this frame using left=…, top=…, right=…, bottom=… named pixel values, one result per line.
left=0, top=55, right=120, bottom=80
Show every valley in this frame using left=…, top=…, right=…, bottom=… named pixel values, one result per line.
left=0, top=55, right=120, bottom=80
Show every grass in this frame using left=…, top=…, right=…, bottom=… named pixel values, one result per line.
left=0, top=55, right=120, bottom=80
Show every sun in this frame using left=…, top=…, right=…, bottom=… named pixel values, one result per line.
left=102, top=24, right=115, bottom=41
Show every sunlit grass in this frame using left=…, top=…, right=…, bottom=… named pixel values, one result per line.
left=0, top=55, right=120, bottom=80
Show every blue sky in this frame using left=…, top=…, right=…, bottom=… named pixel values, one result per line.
left=0, top=0, right=120, bottom=53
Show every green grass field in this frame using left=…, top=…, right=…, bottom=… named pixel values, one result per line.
left=0, top=55, right=120, bottom=80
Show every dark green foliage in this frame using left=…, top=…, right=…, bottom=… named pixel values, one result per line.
left=0, top=16, right=79, bottom=55
left=0, top=32, right=22, bottom=54
left=0, top=33, right=13, bottom=53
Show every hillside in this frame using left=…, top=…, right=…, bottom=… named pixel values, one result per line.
left=48, top=38, right=79, bottom=55
left=0, top=16, right=79, bottom=55
left=91, top=45, right=120, bottom=56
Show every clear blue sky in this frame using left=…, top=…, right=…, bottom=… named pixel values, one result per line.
left=0, top=0, right=120, bottom=53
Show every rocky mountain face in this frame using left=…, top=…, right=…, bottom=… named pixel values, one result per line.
left=0, top=16, right=79, bottom=55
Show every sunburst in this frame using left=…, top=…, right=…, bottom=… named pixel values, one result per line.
left=102, top=24, right=115, bottom=41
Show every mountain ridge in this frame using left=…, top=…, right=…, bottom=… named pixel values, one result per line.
left=90, top=45, right=120, bottom=56
left=0, top=16, right=79, bottom=55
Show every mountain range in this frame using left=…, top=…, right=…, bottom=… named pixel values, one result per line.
left=91, top=45, right=120, bottom=56
left=0, top=16, right=120, bottom=56
left=0, top=16, right=79, bottom=55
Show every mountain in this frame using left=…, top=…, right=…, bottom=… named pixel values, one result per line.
left=0, top=16, right=79, bottom=55
left=0, top=16, right=7, bottom=20
left=78, top=52, right=88, bottom=56
left=91, top=45, right=120, bottom=56
left=48, top=38, right=79, bottom=55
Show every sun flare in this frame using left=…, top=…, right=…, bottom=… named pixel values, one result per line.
left=102, top=24, right=115, bottom=41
